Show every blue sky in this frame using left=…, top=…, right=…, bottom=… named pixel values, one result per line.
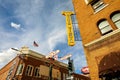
left=0, top=0, right=87, bottom=74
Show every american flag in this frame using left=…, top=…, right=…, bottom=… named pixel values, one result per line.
left=33, top=41, right=39, bottom=47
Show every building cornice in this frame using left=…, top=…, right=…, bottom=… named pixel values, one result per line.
left=20, top=46, right=68, bottom=68
left=84, top=29, right=120, bottom=51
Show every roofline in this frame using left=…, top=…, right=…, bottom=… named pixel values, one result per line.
left=0, top=56, right=18, bottom=72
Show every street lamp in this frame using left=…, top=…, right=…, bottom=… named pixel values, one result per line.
left=45, top=50, right=60, bottom=80
left=11, top=48, right=26, bottom=59
left=11, top=48, right=26, bottom=80
left=11, top=48, right=19, bottom=52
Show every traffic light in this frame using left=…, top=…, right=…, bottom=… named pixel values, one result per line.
left=68, top=60, right=73, bottom=71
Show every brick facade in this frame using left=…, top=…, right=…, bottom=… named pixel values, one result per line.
left=0, top=46, right=90, bottom=80
left=72, top=0, right=120, bottom=80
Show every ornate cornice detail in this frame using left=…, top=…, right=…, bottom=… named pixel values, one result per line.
left=84, top=29, right=120, bottom=51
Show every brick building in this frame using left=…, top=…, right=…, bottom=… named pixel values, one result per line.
left=0, top=46, right=90, bottom=80
left=72, top=0, right=120, bottom=80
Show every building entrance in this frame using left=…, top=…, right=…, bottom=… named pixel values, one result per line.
left=98, top=52, right=120, bottom=80
left=99, top=70, right=120, bottom=80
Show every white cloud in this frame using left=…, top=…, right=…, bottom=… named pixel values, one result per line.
left=0, top=0, right=87, bottom=74
left=0, top=48, right=17, bottom=68
left=10, top=22, right=21, bottom=30
left=48, top=29, right=66, bottom=50
left=7, top=0, right=68, bottom=54
left=0, top=30, right=20, bottom=50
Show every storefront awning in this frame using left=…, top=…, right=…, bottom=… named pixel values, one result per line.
left=99, top=52, right=120, bottom=75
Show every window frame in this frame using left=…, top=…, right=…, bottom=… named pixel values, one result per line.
left=25, top=65, right=34, bottom=76
left=90, top=0, right=108, bottom=13
left=34, top=67, right=40, bottom=78
left=6, top=63, right=16, bottom=80
left=110, top=11, right=120, bottom=29
left=16, top=63, right=25, bottom=75
left=97, top=19, right=113, bottom=35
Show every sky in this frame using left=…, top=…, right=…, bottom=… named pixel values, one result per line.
left=0, top=0, right=87, bottom=74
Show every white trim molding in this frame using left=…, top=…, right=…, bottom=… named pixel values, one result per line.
left=84, top=29, right=120, bottom=50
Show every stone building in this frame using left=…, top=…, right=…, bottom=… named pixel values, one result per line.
left=72, top=0, right=120, bottom=80
left=0, top=46, right=90, bottom=80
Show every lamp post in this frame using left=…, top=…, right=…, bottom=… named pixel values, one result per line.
left=11, top=48, right=19, bottom=52
left=46, top=50, right=60, bottom=80
left=11, top=48, right=26, bottom=59
left=48, top=59, right=53, bottom=80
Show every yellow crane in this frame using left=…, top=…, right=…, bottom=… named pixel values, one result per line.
left=62, top=11, right=75, bottom=46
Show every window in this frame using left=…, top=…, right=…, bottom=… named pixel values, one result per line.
left=6, top=63, right=15, bottom=80
left=16, top=64, right=24, bottom=75
left=111, top=12, right=120, bottom=29
left=98, top=19, right=112, bottom=35
left=91, top=0, right=106, bottom=12
left=25, top=65, right=34, bottom=76
left=34, top=67, right=40, bottom=77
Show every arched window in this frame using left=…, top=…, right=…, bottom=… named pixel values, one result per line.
left=97, top=19, right=112, bottom=35
left=111, top=12, right=120, bottom=29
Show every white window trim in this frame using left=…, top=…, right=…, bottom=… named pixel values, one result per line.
left=26, top=65, right=34, bottom=76
left=85, top=0, right=93, bottom=5
left=16, top=64, right=25, bottom=75
left=34, top=67, right=40, bottom=78
left=84, top=29, right=120, bottom=47
left=98, top=20, right=112, bottom=35
left=94, top=4, right=109, bottom=14
left=111, top=13, right=120, bottom=29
